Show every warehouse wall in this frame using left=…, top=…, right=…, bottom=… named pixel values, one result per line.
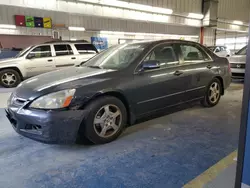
left=218, top=0, right=250, bottom=22
left=0, top=5, right=200, bottom=38
left=203, top=28, right=216, bottom=46
left=123, top=0, right=202, bottom=14
left=0, top=0, right=203, bottom=27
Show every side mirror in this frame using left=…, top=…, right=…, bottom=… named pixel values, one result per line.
left=141, top=60, right=160, bottom=71
left=26, top=53, right=35, bottom=59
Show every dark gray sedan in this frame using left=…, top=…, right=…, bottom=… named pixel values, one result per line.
left=5, top=40, right=231, bottom=144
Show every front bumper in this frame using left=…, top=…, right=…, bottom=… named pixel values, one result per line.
left=231, top=68, right=245, bottom=79
left=5, top=106, right=86, bottom=144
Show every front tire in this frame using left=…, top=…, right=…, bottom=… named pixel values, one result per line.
left=0, top=69, right=21, bottom=88
left=201, top=78, right=222, bottom=107
left=80, top=96, right=127, bottom=144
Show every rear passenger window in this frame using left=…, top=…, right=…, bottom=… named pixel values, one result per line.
left=74, top=44, right=97, bottom=54
left=145, top=44, right=178, bottom=68
left=54, top=45, right=73, bottom=56
left=180, top=44, right=211, bottom=62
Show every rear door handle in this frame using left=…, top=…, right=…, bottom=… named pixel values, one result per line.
left=71, top=57, right=76, bottom=60
left=174, top=70, right=184, bottom=76
left=47, top=59, right=53, bottom=62
left=207, top=65, right=212, bottom=69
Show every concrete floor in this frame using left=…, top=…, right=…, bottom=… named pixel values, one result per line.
left=0, top=83, right=243, bottom=188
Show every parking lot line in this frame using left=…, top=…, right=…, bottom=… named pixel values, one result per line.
left=183, top=150, right=237, bottom=188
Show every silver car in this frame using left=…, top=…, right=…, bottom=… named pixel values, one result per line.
left=229, top=46, right=247, bottom=79
left=0, top=41, right=98, bottom=88
left=208, top=46, right=232, bottom=57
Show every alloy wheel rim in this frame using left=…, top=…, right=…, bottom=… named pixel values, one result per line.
left=1, top=73, right=16, bottom=86
left=93, top=104, right=122, bottom=138
left=209, top=82, right=220, bottom=103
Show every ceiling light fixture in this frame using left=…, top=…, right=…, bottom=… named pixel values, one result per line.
left=187, top=13, right=204, bottom=19
left=100, top=30, right=199, bottom=38
left=79, top=0, right=173, bottom=15
left=0, top=24, right=16, bottom=29
left=233, top=20, right=244, bottom=25
left=68, top=26, right=85, bottom=31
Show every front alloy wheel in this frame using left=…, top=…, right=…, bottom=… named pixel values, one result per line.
left=0, top=69, right=21, bottom=88
left=79, top=96, right=127, bottom=144
left=94, top=104, right=122, bottom=138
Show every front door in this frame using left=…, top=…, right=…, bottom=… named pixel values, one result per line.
left=132, top=43, right=192, bottom=116
left=23, top=45, right=55, bottom=78
left=53, top=44, right=79, bottom=69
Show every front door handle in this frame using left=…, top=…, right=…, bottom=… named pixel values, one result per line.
left=71, top=57, right=76, bottom=60
left=207, top=65, right=212, bottom=69
left=174, top=70, right=184, bottom=76
left=47, top=59, right=53, bottom=62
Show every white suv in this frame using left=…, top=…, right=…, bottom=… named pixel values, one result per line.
left=208, top=46, right=231, bottom=57
left=0, top=41, right=98, bottom=88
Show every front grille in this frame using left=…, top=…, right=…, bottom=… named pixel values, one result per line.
left=230, top=63, right=245, bottom=68
left=232, top=73, right=245, bottom=78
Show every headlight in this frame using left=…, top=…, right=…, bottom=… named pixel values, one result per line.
left=30, top=89, right=76, bottom=109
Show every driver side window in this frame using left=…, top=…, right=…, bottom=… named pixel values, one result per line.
left=28, top=45, right=52, bottom=59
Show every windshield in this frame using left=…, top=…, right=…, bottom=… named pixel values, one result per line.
left=15, top=46, right=34, bottom=57
left=235, top=46, right=247, bottom=55
left=83, top=43, right=147, bottom=70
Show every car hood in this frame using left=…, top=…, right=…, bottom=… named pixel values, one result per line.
left=14, top=66, right=115, bottom=99
left=228, top=55, right=246, bottom=64
left=0, top=57, right=21, bottom=64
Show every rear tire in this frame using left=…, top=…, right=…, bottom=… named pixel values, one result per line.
left=0, top=69, right=21, bottom=88
left=79, top=96, right=127, bottom=144
left=201, top=78, right=222, bottom=107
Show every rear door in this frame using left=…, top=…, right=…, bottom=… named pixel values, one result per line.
left=177, top=42, right=215, bottom=101
left=132, top=43, right=193, bottom=116
left=53, top=44, right=78, bottom=68
left=23, top=45, right=55, bottom=77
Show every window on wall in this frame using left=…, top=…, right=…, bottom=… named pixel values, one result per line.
left=54, top=45, right=73, bottom=56
left=216, top=35, right=248, bottom=52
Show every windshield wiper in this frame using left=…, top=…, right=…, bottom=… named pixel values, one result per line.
left=88, top=65, right=102, bottom=69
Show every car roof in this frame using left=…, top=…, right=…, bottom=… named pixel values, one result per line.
left=43, top=40, right=92, bottom=44
left=129, top=39, right=201, bottom=46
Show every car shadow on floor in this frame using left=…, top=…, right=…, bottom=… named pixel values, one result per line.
left=75, top=100, right=201, bottom=146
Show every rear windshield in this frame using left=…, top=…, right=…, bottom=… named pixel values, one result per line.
left=74, top=44, right=98, bottom=54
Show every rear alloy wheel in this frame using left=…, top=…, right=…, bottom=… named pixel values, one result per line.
left=201, top=78, right=222, bottom=107
left=80, top=96, right=127, bottom=144
left=0, top=69, right=21, bottom=88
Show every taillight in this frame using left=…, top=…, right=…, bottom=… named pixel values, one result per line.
left=228, top=63, right=231, bottom=72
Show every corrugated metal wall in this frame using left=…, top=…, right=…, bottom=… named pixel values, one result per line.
left=203, top=28, right=215, bottom=46
left=0, top=5, right=200, bottom=37
left=218, top=0, right=250, bottom=22
left=123, top=0, right=202, bottom=13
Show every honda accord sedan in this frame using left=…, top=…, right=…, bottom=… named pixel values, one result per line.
left=6, top=40, right=231, bottom=144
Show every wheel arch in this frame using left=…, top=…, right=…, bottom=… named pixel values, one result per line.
left=0, top=67, right=24, bottom=80
left=83, top=90, right=135, bottom=125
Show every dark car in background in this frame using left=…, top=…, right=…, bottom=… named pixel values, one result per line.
left=6, top=40, right=231, bottom=144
